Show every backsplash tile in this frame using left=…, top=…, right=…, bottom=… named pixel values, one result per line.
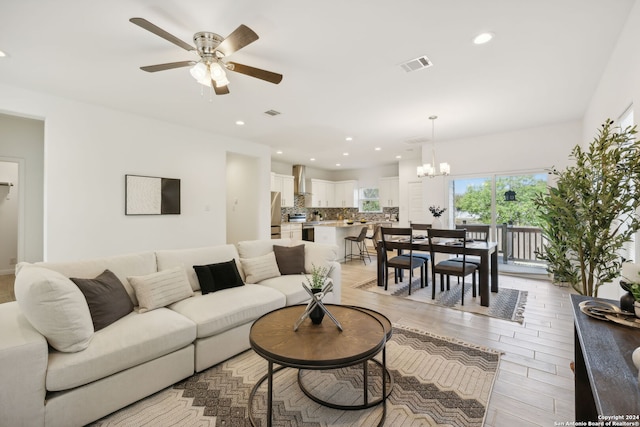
left=281, top=194, right=399, bottom=222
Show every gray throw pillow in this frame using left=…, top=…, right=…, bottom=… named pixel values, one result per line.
left=273, top=244, right=306, bottom=275
left=71, top=269, right=134, bottom=331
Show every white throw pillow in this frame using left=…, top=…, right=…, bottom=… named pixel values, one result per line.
left=14, top=266, right=94, bottom=352
left=241, top=252, right=281, bottom=283
left=128, top=267, right=194, bottom=313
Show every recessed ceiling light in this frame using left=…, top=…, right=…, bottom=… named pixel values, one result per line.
left=276, top=150, right=283, bottom=154
left=395, top=155, right=402, bottom=159
left=310, top=158, right=316, bottom=161
left=375, top=147, right=381, bottom=151
left=345, top=137, right=353, bottom=141
left=0, top=50, right=6, bottom=58
left=473, top=32, right=494, bottom=45
left=235, top=120, right=245, bottom=125
left=343, top=152, right=349, bottom=156
left=336, top=163, right=341, bottom=167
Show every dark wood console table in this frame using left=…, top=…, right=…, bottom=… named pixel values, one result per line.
left=571, top=294, right=640, bottom=420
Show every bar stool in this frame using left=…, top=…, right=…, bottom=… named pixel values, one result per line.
left=344, top=226, right=371, bottom=264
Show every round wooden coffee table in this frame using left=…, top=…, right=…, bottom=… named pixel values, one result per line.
left=249, top=304, right=392, bottom=427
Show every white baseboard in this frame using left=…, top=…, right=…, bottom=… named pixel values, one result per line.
left=0, top=268, right=16, bottom=275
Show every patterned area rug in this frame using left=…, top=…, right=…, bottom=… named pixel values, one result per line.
left=90, top=325, right=500, bottom=427
left=356, top=276, right=527, bottom=323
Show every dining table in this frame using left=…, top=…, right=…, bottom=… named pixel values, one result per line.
left=376, top=238, right=499, bottom=307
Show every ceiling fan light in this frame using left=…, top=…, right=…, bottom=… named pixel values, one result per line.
left=210, top=62, right=230, bottom=87
left=190, top=62, right=207, bottom=81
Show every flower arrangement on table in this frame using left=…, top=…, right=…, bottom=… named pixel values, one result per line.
left=429, top=205, right=446, bottom=218
left=295, top=263, right=341, bottom=329
left=305, top=263, right=334, bottom=290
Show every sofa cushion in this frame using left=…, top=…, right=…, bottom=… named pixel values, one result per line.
left=155, top=245, right=241, bottom=291
left=46, top=308, right=196, bottom=391
left=14, top=266, right=94, bottom=352
left=16, top=251, right=157, bottom=306
left=240, top=252, right=281, bottom=283
left=258, top=274, right=315, bottom=305
left=273, top=244, right=305, bottom=275
left=168, top=284, right=286, bottom=339
left=304, top=242, right=339, bottom=273
left=128, top=267, right=194, bottom=313
left=70, top=269, right=134, bottom=331
left=236, top=238, right=292, bottom=259
left=194, top=260, right=244, bottom=294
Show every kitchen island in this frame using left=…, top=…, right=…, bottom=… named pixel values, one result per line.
left=314, top=221, right=395, bottom=262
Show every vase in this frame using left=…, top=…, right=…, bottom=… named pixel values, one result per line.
left=620, top=281, right=637, bottom=314
left=432, top=217, right=442, bottom=229
left=309, top=288, right=325, bottom=325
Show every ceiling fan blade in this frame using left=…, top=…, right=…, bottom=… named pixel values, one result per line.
left=130, top=17, right=195, bottom=52
left=215, top=25, right=259, bottom=57
left=140, top=61, right=196, bottom=72
left=213, top=84, right=230, bottom=95
left=227, top=62, right=283, bottom=84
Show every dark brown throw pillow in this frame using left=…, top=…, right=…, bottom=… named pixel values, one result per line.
left=273, top=244, right=305, bottom=275
left=70, top=269, right=134, bottom=331
left=194, top=259, right=244, bottom=294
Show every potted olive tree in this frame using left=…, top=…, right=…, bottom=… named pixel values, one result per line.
left=534, top=119, right=640, bottom=297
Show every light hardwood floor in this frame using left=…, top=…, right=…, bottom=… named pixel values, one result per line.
left=0, top=261, right=575, bottom=425
left=339, top=257, right=576, bottom=426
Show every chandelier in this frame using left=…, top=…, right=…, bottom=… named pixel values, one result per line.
left=417, top=115, right=450, bottom=178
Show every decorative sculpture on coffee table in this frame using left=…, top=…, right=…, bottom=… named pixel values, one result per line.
left=294, top=264, right=343, bottom=331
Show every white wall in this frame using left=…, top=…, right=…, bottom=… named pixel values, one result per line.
left=0, top=113, right=44, bottom=265
left=583, top=1, right=640, bottom=299
left=0, top=83, right=271, bottom=262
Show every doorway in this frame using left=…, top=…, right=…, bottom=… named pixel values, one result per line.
left=0, top=161, right=19, bottom=274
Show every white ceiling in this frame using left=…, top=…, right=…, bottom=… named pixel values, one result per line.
left=0, top=0, right=635, bottom=170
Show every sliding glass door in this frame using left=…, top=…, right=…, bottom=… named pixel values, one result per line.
left=450, top=172, right=548, bottom=272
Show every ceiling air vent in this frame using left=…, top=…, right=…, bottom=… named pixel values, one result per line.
left=400, top=55, right=433, bottom=73
left=405, top=136, right=430, bottom=145
left=264, top=109, right=281, bottom=116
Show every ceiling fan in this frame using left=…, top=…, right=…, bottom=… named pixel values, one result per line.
left=130, top=17, right=283, bottom=95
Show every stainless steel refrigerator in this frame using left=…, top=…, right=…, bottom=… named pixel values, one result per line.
left=270, top=192, right=282, bottom=239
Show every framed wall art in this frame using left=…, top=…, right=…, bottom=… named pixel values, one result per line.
left=125, top=174, right=181, bottom=215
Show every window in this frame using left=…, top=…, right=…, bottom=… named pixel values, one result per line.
left=359, top=188, right=381, bottom=212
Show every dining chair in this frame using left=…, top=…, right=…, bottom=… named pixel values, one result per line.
left=380, top=227, right=426, bottom=295
left=427, top=228, right=478, bottom=305
left=392, top=223, right=432, bottom=283
left=344, top=226, right=371, bottom=264
left=450, top=224, right=490, bottom=282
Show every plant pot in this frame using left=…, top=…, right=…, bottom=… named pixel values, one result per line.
left=309, top=288, right=325, bottom=325
left=635, top=301, right=640, bottom=319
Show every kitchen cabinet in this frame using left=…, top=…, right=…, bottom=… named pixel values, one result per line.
left=271, top=173, right=295, bottom=207
left=379, top=177, right=399, bottom=207
left=306, top=179, right=330, bottom=208
left=334, top=180, right=358, bottom=207
left=281, top=223, right=303, bottom=240
left=306, top=179, right=358, bottom=207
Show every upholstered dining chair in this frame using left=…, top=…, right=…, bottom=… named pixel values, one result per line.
left=427, top=228, right=478, bottom=305
left=344, top=226, right=371, bottom=264
left=380, top=227, right=426, bottom=295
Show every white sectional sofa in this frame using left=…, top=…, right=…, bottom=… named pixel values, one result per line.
left=0, top=238, right=340, bottom=427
